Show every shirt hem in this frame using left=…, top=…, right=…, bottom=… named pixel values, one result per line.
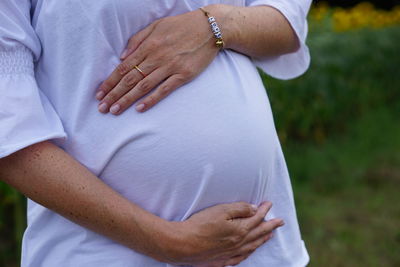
left=0, top=133, right=67, bottom=158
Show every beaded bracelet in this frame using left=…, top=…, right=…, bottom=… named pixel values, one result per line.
left=199, top=7, right=225, bottom=49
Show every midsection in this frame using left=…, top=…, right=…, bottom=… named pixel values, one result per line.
left=34, top=0, right=278, bottom=221
left=86, top=52, right=277, bottom=221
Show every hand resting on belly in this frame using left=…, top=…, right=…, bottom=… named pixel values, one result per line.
left=0, top=141, right=284, bottom=266
left=95, top=3, right=299, bottom=114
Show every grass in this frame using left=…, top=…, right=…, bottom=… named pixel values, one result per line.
left=260, top=16, right=400, bottom=266
left=0, top=185, right=25, bottom=267
left=284, top=109, right=400, bottom=266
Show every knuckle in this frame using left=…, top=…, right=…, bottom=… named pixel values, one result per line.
left=238, top=227, right=248, bottom=237
left=263, top=228, right=272, bottom=236
left=122, top=73, right=137, bottom=87
left=144, top=95, right=156, bottom=106
left=104, top=92, right=119, bottom=103
left=101, top=80, right=114, bottom=92
left=169, top=56, right=180, bottom=67
left=262, top=222, right=272, bottom=231
left=244, top=224, right=253, bottom=233
left=238, top=202, right=253, bottom=215
left=176, top=74, right=188, bottom=84
left=246, top=205, right=255, bottom=215
left=159, top=86, right=172, bottom=97
left=116, top=62, right=131, bottom=75
left=238, top=201, right=249, bottom=209
left=180, top=69, right=194, bottom=79
left=138, top=80, right=152, bottom=93
left=118, top=97, right=130, bottom=108
left=228, top=235, right=242, bottom=246
left=264, top=234, right=272, bottom=242
left=261, top=207, right=270, bottom=216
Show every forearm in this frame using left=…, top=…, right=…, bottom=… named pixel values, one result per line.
left=207, top=4, right=300, bottom=59
left=0, top=141, right=173, bottom=262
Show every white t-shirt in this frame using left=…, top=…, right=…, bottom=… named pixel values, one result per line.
left=0, top=0, right=311, bottom=266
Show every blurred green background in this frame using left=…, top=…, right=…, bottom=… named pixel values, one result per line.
left=1, top=2, right=400, bottom=266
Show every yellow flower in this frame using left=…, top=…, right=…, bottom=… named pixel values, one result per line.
left=310, top=1, right=329, bottom=22
left=310, top=2, right=400, bottom=32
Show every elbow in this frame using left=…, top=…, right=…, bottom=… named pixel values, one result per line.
left=266, top=30, right=301, bottom=57
left=287, top=36, right=301, bottom=54
left=281, top=25, right=301, bottom=54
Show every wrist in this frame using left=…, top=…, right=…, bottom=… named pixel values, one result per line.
left=129, top=213, right=182, bottom=263
left=157, top=220, right=203, bottom=265
left=203, top=4, right=238, bottom=50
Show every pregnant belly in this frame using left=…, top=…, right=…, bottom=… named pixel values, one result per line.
left=101, top=118, right=275, bottom=221
left=95, top=52, right=278, bottom=221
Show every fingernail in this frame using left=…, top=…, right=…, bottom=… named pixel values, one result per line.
left=98, top=103, right=108, bottom=113
left=120, top=49, right=128, bottom=59
left=278, top=220, right=285, bottom=227
left=251, top=204, right=258, bottom=211
left=110, top=104, right=121, bottom=114
left=136, top=103, right=145, bottom=112
left=96, top=91, right=105, bottom=100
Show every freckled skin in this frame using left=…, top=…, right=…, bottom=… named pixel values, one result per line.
left=97, top=4, right=300, bottom=115
left=212, top=5, right=300, bottom=58
left=1, top=4, right=296, bottom=265
left=0, top=141, right=282, bottom=266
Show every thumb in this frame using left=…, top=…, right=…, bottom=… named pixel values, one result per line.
left=120, top=21, right=157, bottom=59
left=224, top=202, right=258, bottom=220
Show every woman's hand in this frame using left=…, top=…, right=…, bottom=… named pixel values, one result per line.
left=96, top=4, right=299, bottom=114
left=96, top=7, right=222, bottom=114
left=0, top=142, right=281, bottom=266
left=161, top=201, right=283, bottom=266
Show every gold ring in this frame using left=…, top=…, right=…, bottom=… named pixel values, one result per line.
left=134, top=65, right=146, bottom=77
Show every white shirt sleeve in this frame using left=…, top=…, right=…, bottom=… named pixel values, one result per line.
left=0, top=0, right=66, bottom=158
left=246, top=0, right=312, bottom=80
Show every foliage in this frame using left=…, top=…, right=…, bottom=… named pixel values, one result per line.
left=261, top=25, right=400, bottom=144
left=311, top=2, right=400, bottom=31
left=316, top=0, right=400, bottom=10
left=286, top=109, right=400, bottom=266
left=0, top=184, right=25, bottom=267
left=261, top=4, right=400, bottom=265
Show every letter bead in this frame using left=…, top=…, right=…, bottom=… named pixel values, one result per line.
left=200, top=7, right=225, bottom=49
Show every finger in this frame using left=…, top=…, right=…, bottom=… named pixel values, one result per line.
left=237, top=232, right=273, bottom=256
left=98, top=67, right=146, bottom=113
left=242, top=219, right=284, bottom=244
left=223, top=254, right=250, bottom=267
left=134, top=74, right=186, bottom=112
left=96, top=47, right=147, bottom=102
left=226, top=233, right=274, bottom=266
left=241, top=201, right=273, bottom=230
left=109, top=67, right=169, bottom=115
left=195, top=262, right=224, bottom=267
left=120, top=22, right=157, bottom=60
left=223, top=202, right=258, bottom=221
